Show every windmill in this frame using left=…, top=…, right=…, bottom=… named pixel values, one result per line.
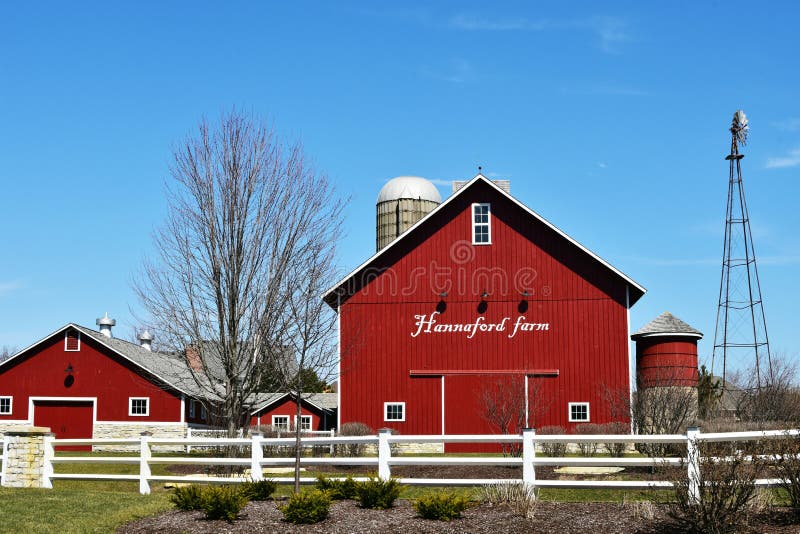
left=711, top=110, right=772, bottom=389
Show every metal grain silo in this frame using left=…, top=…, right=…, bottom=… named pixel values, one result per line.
left=376, top=176, right=441, bottom=251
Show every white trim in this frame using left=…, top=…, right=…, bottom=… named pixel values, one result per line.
left=440, top=376, right=445, bottom=434
left=384, top=401, right=405, bottom=422
left=294, top=414, right=312, bottom=431
left=128, top=397, right=150, bottom=417
left=29, top=396, right=98, bottom=426
left=626, top=286, right=634, bottom=432
left=0, top=396, right=12, bottom=415
left=336, top=294, right=341, bottom=430
left=524, top=375, right=529, bottom=428
left=568, top=402, right=590, bottom=422
left=180, top=395, right=186, bottom=423
left=93, top=420, right=185, bottom=426
left=471, top=202, right=492, bottom=245
left=272, top=415, right=290, bottom=430
left=323, top=173, right=646, bottom=305
left=64, top=330, right=81, bottom=352
left=631, top=332, right=703, bottom=339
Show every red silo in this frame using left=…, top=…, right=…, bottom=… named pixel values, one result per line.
left=631, top=312, right=703, bottom=388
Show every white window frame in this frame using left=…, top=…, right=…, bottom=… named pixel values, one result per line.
left=384, top=402, right=405, bottom=422
left=471, top=203, right=492, bottom=245
left=568, top=402, right=590, bottom=422
left=294, top=414, right=312, bottom=431
left=128, top=397, right=150, bottom=417
left=64, top=331, right=81, bottom=352
left=0, top=396, right=12, bottom=415
left=272, top=415, right=290, bottom=430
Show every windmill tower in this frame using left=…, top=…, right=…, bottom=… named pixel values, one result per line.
left=711, top=110, right=772, bottom=388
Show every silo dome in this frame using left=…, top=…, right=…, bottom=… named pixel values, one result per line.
left=376, top=176, right=442, bottom=251
left=377, top=176, right=442, bottom=204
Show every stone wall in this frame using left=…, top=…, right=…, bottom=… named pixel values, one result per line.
left=92, top=422, right=188, bottom=452
left=1, top=427, right=52, bottom=488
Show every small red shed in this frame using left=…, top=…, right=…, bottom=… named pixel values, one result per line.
left=249, top=393, right=337, bottom=433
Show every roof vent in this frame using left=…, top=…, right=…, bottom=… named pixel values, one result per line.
left=138, top=330, right=154, bottom=351
left=96, top=313, right=116, bottom=338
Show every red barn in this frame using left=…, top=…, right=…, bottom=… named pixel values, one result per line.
left=0, top=320, right=200, bottom=447
left=324, top=174, right=645, bottom=445
left=249, top=393, right=337, bottom=433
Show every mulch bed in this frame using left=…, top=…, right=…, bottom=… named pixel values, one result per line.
left=117, top=499, right=800, bottom=533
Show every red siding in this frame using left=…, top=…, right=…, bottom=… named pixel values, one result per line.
left=0, top=330, right=183, bottom=424
left=249, top=397, right=330, bottom=431
left=338, top=181, right=632, bottom=440
left=636, top=337, right=699, bottom=387
left=33, top=400, right=94, bottom=451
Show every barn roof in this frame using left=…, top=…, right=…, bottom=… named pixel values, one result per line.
left=631, top=311, right=703, bottom=339
left=323, top=173, right=646, bottom=308
left=250, top=392, right=337, bottom=415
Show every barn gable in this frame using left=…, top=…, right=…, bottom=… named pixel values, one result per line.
left=324, top=174, right=645, bottom=308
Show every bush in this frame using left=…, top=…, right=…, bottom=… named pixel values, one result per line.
left=537, top=426, right=567, bottom=457
left=170, top=484, right=206, bottom=511
left=600, top=421, right=630, bottom=457
left=315, top=474, right=359, bottom=500
left=356, top=476, right=402, bottom=509
left=574, top=423, right=604, bottom=457
left=337, top=422, right=373, bottom=457
left=477, top=482, right=538, bottom=519
left=668, top=444, right=765, bottom=534
left=240, top=478, right=277, bottom=501
left=413, top=490, right=470, bottom=521
left=281, top=489, right=332, bottom=524
left=202, top=485, right=248, bottom=522
left=773, top=432, right=800, bottom=509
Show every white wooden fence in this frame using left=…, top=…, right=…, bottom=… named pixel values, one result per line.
left=28, top=427, right=800, bottom=500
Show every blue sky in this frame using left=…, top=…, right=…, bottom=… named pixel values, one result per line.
left=1, top=2, right=799, bottom=374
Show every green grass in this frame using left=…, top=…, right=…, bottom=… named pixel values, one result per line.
left=0, top=487, right=171, bottom=533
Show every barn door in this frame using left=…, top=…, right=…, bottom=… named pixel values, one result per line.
left=33, top=400, right=94, bottom=451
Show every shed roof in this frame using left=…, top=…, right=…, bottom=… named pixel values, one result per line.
left=631, top=312, right=703, bottom=339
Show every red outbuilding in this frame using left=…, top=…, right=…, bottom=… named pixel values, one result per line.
left=325, top=174, right=646, bottom=446
left=249, top=393, right=337, bottom=433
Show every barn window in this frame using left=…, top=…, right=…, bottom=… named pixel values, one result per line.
left=65, top=331, right=81, bottom=351
left=0, top=396, right=11, bottom=415
left=384, top=402, right=405, bottom=422
left=129, top=397, right=149, bottom=416
left=472, top=203, right=491, bottom=244
left=295, top=415, right=312, bottom=431
left=188, top=400, right=196, bottom=418
left=272, top=415, right=290, bottom=430
left=200, top=404, right=207, bottom=421
left=568, top=402, right=590, bottom=422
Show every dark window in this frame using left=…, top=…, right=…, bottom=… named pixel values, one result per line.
left=0, top=397, right=11, bottom=414
left=129, top=398, right=149, bottom=416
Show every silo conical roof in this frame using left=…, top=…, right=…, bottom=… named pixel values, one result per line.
left=377, top=176, right=441, bottom=203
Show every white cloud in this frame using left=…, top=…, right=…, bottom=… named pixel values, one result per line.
left=0, top=280, right=24, bottom=297
left=765, top=148, right=800, bottom=169
left=448, top=13, right=631, bottom=53
left=771, top=118, right=800, bottom=131
left=422, top=58, right=475, bottom=84
left=597, top=162, right=608, bottom=169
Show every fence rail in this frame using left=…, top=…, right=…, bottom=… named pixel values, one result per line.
left=23, top=427, right=800, bottom=499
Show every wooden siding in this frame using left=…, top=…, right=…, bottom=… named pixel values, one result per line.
left=636, top=338, right=699, bottom=387
left=339, top=181, right=632, bottom=437
left=0, top=329, right=183, bottom=423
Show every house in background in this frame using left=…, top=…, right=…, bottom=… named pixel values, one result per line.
left=249, top=392, right=337, bottom=433
left=0, top=315, right=336, bottom=446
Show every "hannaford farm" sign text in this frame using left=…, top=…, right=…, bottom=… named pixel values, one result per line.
left=410, top=312, right=550, bottom=339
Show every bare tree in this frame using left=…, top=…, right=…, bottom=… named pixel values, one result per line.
left=0, top=346, right=17, bottom=363
left=480, top=376, right=550, bottom=456
left=134, top=110, right=346, bottom=437
left=733, top=354, right=800, bottom=426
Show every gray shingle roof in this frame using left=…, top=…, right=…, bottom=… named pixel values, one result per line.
left=250, top=392, right=337, bottom=414
left=72, top=324, right=212, bottom=399
left=631, top=312, right=703, bottom=339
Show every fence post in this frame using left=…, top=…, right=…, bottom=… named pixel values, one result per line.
left=686, top=426, right=700, bottom=504
left=251, top=432, right=264, bottom=481
left=186, top=427, right=192, bottom=454
left=139, top=432, right=152, bottom=495
left=329, top=429, right=335, bottom=456
left=378, top=429, right=392, bottom=481
left=522, top=428, right=536, bottom=489
left=41, top=434, right=54, bottom=489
